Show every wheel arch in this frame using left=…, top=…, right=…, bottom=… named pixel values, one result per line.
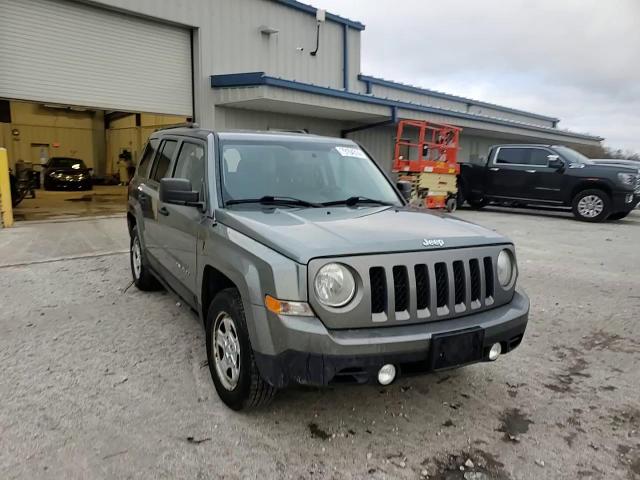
left=570, top=180, right=612, bottom=201
left=201, top=265, right=238, bottom=325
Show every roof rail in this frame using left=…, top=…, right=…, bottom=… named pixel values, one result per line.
left=154, top=121, right=199, bottom=132
left=267, top=128, right=309, bottom=134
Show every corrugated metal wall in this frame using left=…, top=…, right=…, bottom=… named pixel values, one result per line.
left=0, top=0, right=193, bottom=115
left=355, top=82, right=556, bottom=129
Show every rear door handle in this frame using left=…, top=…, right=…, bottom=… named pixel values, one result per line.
left=489, top=167, right=500, bottom=171
left=525, top=169, right=537, bottom=173
left=159, top=206, right=169, bottom=216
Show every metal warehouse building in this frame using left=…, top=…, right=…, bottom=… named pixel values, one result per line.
left=1, top=0, right=602, bottom=181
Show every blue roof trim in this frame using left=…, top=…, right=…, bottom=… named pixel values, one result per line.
left=271, top=0, right=365, bottom=30
left=359, top=74, right=560, bottom=123
left=210, top=73, right=602, bottom=141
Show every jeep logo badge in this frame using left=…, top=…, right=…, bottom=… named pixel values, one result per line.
left=422, top=238, right=445, bottom=248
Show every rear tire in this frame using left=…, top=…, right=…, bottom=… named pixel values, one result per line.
left=206, top=288, right=276, bottom=410
left=572, top=189, right=610, bottom=222
left=130, top=226, right=161, bottom=291
left=608, top=211, right=630, bottom=221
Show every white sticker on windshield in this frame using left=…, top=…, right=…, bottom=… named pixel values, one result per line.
left=335, top=146, right=367, bottom=159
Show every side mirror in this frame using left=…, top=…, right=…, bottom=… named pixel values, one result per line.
left=396, top=180, right=413, bottom=201
left=159, top=178, right=200, bottom=206
left=547, top=155, right=563, bottom=169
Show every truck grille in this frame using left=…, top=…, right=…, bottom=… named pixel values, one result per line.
left=369, top=256, right=495, bottom=321
left=308, top=245, right=515, bottom=330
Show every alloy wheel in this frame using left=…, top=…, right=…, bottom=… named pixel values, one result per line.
left=577, top=195, right=604, bottom=218
left=213, top=312, right=241, bottom=391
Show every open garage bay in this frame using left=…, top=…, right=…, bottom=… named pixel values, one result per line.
left=0, top=210, right=639, bottom=479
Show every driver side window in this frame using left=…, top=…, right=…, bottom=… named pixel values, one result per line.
left=172, top=141, right=206, bottom=199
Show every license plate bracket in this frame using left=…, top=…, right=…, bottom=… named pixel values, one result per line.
left=430, top=328, right=484, bottom=370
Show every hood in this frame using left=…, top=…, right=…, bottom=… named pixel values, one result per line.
left=47, top=166, right=90, bottom=174
left=217, top=206, right=508, bottom=264
left=588, top=159, right=640, bottom=172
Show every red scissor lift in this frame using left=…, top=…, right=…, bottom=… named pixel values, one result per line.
left=393, top=119, right=462, bottom=211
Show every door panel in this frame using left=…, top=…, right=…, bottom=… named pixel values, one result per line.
left=158, top=141, right=207, bottom=297
left=143, top=139, right=178, bottom=269
left=525, top=149, right=565, bottom=202
left=485, top=147, right=530, bottom=199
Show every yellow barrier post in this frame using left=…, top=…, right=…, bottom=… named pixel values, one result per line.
left=0, top=148, right=14, bottom=228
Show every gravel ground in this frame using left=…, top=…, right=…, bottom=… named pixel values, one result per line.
left=0, top=209, right=639, bottom=480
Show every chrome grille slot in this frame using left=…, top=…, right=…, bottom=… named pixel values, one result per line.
left=369, top=267, right=387, bottom=317
left=392, top=266, right=409, bottom=319
left=483, top=256, right=495, bottom=305
left=453, top=261, right=465, bottom=305
left=469, top=259, right=482, bottom=308
left=414, top=264, right=430, bottom=312
left=434, top=262, right=449, bottom=313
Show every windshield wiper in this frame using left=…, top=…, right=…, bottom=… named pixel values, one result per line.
left=321, top=196, right=394, bottom=207
left=225, top=196, right=321, bottom=208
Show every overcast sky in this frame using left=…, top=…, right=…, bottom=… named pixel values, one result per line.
left=314, top=0, right=640, bottom=153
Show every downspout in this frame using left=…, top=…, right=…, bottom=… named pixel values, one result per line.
left=342, top=24, right=349, bottom=90
left=341, top=106, right=398, bottom=138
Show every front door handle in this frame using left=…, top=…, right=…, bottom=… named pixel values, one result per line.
left=489, top=167, right=500, bottom=171
left=159, top=206, right=169, bottom=216
left=525, top=169, right=537, bottom=173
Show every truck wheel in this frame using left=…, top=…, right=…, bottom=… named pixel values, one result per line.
left=572, top=189, right=610, bottom=222
left=206, top=288, right=276, bottom=410
left=608, top=211, right=630, bottom=221
left=130, top=226, right=161, bottom=291
left=468, top=198, right=487, bottom=210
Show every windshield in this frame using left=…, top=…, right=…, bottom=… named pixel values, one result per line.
left=553, top=146, right=591, bottom=164
left=49, top=158, right=87, bottom=169
left=219, top=139, right=402, bottom=207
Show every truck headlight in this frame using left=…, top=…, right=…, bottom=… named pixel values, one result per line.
left=314, top=263, right=356, bottom=307
left=497, top=249, right=515, bottom=287
left=618, top=172, right=636, bottom=186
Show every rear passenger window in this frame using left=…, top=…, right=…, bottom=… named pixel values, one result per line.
left=496, top=148, right=526, bottom=165
left=136, top=139, right=158, bottom=178
left=173, top=142, right=206, bottom=198
left=150, top=140, right=178, bottom=182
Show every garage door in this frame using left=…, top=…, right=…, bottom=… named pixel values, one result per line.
left=0, top=0, right=192, bottom=116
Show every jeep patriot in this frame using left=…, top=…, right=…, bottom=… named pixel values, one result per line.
left=127, top=128, right=530, bottom=410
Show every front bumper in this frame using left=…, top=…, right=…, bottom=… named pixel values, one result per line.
left=612, top=191, right=640, bottom=212
left=44, top=177, right=92, bottom=190
left=252, top=288, right=529, bottom=387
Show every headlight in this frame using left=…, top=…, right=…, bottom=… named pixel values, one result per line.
left=618, top=172, right=636, bottom=186
left=314, top=263, right=356, bottom=307
left=497, top=249, right=515, bottom=287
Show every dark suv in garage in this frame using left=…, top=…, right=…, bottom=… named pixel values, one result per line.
left=459, top=145, right=639, bottom=221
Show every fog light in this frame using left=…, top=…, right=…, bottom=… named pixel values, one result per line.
left=377, top=364, right=397, bottom=385
left=488, top=343, right=502, bottom=361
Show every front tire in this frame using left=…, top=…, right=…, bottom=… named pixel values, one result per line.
left=130, top=226, right=161, bottom=291
left=572, top=189, right=610, bottom=222
left=206, top=288, right=276, bottom=410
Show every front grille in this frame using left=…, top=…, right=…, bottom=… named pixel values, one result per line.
left=368, top=253, right=498, bottom=323
left=309, top=245, right=512, bottom=329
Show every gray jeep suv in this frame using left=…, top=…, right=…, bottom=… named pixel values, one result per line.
left=127, top=127, right=530, bottom=410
